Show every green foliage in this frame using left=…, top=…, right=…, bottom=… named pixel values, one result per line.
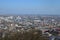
left=0, top=29, right=48, bottom=40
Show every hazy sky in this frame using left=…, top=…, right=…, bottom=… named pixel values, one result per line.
left=0, top=0, right=60, bottom=15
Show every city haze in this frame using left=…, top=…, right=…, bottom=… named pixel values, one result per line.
left=0, top=0, right=60, bottom=15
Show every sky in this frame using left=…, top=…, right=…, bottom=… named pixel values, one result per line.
left=0, top=0, right=60, bottom=15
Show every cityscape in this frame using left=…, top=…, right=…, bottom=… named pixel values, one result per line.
left=0, top=0, right=60, bottom=40
left=0, top=15, right=60, bottom=40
